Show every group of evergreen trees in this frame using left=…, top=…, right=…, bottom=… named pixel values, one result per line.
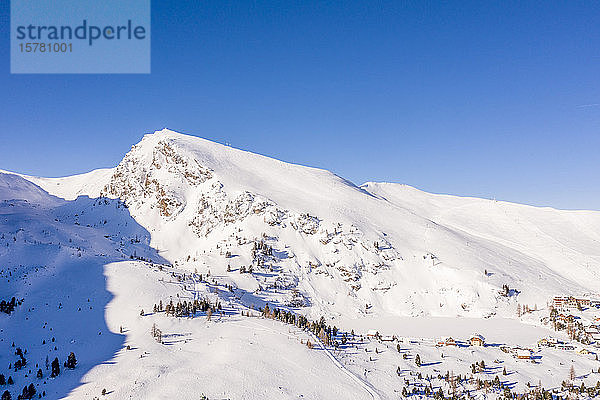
left=12, top=348, right=27, bottom=372
left=0, top=353, right=70, bottom=400
left=238, top=265, right=253, bottom=274
left=470, top=360, right=485, bottom=374
left=0, top=298, right=22, bottom=315
left=261, top=304, right=343, bottom=348
left=152, top=298, right=221, bottom=318
left=560, top=380, right=600, bottom=398
left=16, top=384, right=35, bottom=399
left=0, top=376, right=9, bottom=385
left=0, top=375, right=14, bottom=386
left=0, top=383, right=44, bottom=400
left=401, top=384, right=444, bottom=398
left=1, top=353, right=75, bottom=400
left=251, top=240, right=273, bottom=265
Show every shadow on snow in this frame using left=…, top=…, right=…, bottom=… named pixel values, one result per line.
left=0, top=177, right=169, bottom=400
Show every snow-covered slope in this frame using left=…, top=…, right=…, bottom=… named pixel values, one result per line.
left=0, top=172, right=62, bottom=205
left=0, top=168, right=113, bottom=201
left=0, top=173, right=162, bottom=399
left=362, top=182, right=600, bottom=300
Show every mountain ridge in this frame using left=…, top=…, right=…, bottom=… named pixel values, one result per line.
left=2, top=129, right=599, bottom=320
left=2, top=127, right=597, bottom=212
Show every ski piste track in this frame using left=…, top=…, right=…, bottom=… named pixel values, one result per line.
left=185, top=264, right=381, bottom=400
left=307, top=330, right=382, bottom=400
left=231, top=318, right=382, bottom=400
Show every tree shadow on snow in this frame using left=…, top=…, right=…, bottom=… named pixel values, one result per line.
left=421, top=361, right=442, bottom=367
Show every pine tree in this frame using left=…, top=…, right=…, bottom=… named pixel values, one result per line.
left=36, top=369, right=43, bottom=378
left=66, top=352, right=77, bottom=369
left=449, top=371, right=457, bottom=397
left=27, top=383, right=35, bottom=398
left=1, top=390, right=10, bottom=400
left=0, top=375, right=4, bottom=385
left=51, top=357, right=60, bottom=377
left=415, top=354, right=421, bottom=367
left=493, top=375, right=501, bottom=387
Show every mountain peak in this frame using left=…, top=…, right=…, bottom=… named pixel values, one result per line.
left=150, top=127, right=189, bottom=137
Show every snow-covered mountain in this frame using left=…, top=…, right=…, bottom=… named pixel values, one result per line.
left=5, top=129, right=600, bottom=319
left=2, top=129, right=599, bottom=399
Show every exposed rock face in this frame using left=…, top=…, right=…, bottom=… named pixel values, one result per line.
left=102, top=139, right=213, bottom=217
left=97, top=132, right=404, bottom=316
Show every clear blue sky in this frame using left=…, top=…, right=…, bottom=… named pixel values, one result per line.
left=1, top=1, right=599, bottom=210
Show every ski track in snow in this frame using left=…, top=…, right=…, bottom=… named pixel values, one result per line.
left=231, top=318, right=381, bottom=400
left=307, top=330, right=383, bottom=400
